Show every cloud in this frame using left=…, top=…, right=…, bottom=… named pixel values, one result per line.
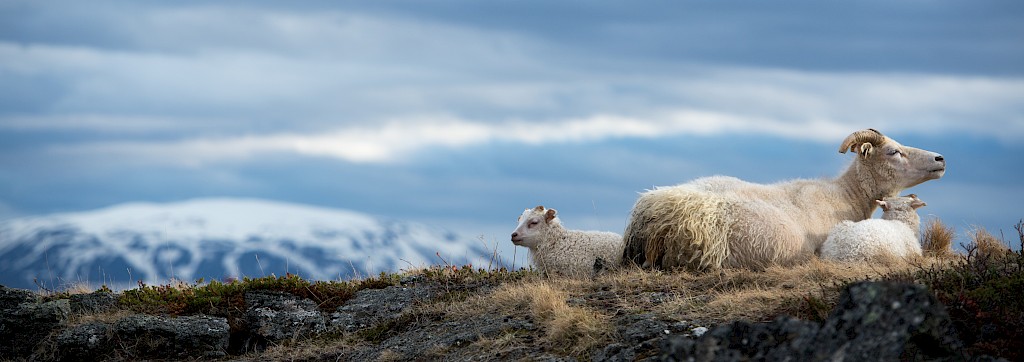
left=4, top=2, right=1023, bottom=168
left=26, top=60, right=1021, bottom=167
left=30, top=108, right=923, bottom=166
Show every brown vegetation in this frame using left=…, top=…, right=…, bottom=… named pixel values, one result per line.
left=922, top=217, right=956, bottom=257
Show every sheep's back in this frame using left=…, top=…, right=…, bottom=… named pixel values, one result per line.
left=821, top=219, right=919, bottom=261
left=535, top=229, right=623, bottom=276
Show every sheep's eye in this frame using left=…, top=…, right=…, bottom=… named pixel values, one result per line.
left=888, top=149, right=901, bottom=156
left=528, top=220, right=539, bottom=227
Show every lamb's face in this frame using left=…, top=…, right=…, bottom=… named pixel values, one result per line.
left=877, top=194, right=927, bottom=214
left=511, top=206, right=558, bottom=248
left=877, top=194, right=926, bottom=227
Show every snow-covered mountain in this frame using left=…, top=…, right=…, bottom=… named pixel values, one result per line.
left=0, top=198, right=495, bottom=290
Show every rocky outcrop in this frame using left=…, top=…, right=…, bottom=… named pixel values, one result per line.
left=0, top=280, right=1008, bottom=361
left=331, top=285, right=434, bottom=332
left=239, top=290, right=327, bottom=352
left=68, top=290, right=117, bottom=315
left=36, top=313, right=231, bottom=360
left=0, top=286, right=70, bottom=358
left=114, top=314, right=230, bottom=359
left=660, top=281, right=977, bottom=361
left=52, top=321, right=113, bottom=361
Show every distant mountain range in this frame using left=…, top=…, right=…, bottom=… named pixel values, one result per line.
left=0, top=198, right=496, bottom=290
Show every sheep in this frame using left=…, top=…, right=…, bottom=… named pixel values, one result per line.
left=820, top=194, right=926, bottom=262
left=622, top=128, right=946, bottom=271
left=511, top=205, right=624, bottom=276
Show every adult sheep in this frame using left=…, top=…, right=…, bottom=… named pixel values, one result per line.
left=622, top=129, right=945, bottom=271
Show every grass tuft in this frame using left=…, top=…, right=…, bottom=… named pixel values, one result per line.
left=966, top=226, right=1011, bottom=259
left=458, top=280, right=613, bottom=358
left=921, top=218, right=956, bottom=257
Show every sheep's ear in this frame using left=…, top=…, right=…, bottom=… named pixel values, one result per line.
left=544, top=209, right=557, bottom=223
left=911, top=200, right=927, bottom=209
left=875, top=199, right=889, bottom=210
left=858, top=143, right=874, bottom=158
left=838, top=128, right=886, bottom=154
left=534, top=205, right=545, bottom=212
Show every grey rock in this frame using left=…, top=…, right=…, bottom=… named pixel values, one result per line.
left=621, top=313, right=672, bottom=345
left=69, top=290, right=118, bottom=315
left=813, top=281, right=964, bottom=361
left=595, top=313, right=696, bottom=361
left=689, top=326, right=709, bottom=337
left=51, top=321, right=113, bottom=361
left=331, top=285, right=433, bottom=332
left=659, top=281, right=968, bottom=362
left=0, top=285, right=36, bottom=311
left=244, top=290, right=326, bottom=343
left=0, top=298, right=70, bottom=357
left=114, top=314, right=229, bottom=359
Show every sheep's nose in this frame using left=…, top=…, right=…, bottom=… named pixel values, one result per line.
left=511, top=232, right=518, bottom=238
left=935, top=155, right=944, bottom=162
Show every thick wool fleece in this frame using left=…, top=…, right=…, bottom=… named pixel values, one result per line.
left=821, top=196, right=923, bottom=261
left=530, top=225, right=623, bottom=276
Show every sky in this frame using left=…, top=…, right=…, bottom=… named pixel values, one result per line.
left=1, top=1, right=1023, bottom=265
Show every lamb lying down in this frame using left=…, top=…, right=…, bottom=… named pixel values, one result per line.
left=820, top=194, right=926, bottom=262
left=510, top=206, right=623, bottom=276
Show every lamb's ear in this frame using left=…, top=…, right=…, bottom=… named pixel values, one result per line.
left=911, top=200, right=927, bottom=209
left=544, top=209, right=557, bottom=223
left=875, top=199, right=889, bottom=211
left=534, top=205, right=545, bottom=212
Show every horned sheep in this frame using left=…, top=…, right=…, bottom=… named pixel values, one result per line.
left=820, top=194, right=926, bottom=262
left=511, top=206, right=623, bottom=276
left=622, top=128, right=946, bottom=271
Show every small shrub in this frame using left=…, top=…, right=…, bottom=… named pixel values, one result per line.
left=899, top=220, right=1024, bottom=360
left=119, top=272, right=399, bottom=316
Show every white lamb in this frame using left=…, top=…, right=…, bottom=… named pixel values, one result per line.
left=820, top=194, right=926, bottom=262
left=510, top=206, right=624, bottom=276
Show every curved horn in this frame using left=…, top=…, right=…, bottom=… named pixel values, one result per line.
left=838, top=128, right=886, bottom=154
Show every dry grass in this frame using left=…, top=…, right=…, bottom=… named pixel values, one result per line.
left=967, top=226, right=1012, bottom=258
left=638, top=257, right=932, bottom=322
left=376, top=349, right=404, bottom=362
left=453, top=256, right=934, bottom=333
left=922, top=218, right=956, bottom=257
left=455, top=279, right=614, bottom=357
left=470, top=331, right=524, bottom=354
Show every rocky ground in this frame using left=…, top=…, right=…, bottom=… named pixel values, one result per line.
left=0, top=267, right=1011, bottom=361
